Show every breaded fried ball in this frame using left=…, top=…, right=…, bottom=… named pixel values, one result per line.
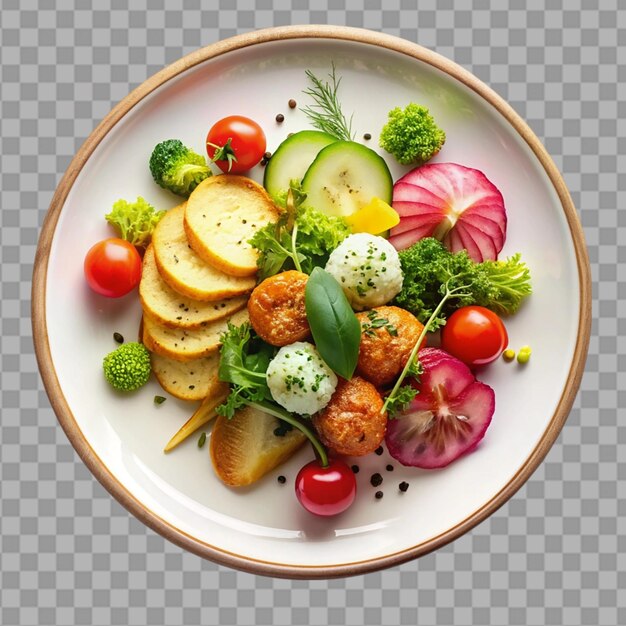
left=312, top=377, right=387, bottom=457
left=248, top=271, right=310, bottom=346
left=356, top=306, right=425, bottom=387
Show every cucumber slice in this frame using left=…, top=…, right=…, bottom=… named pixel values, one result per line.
left=263, top=130, right=337, bottom=201
left=301, top=141, right=393, bottom=217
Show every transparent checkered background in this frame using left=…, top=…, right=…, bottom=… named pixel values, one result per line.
left=1, top=1, right=623, bottom=624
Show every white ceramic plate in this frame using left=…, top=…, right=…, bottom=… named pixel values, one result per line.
left=33, top=26, right=590, bottom=578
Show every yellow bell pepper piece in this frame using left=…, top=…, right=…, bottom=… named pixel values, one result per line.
left=344, top=197, right=400, bottom=235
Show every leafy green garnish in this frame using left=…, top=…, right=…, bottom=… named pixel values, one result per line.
left=294, top=206, right=350, bottom=273
left=361, top=310, right=398, bottom=338
left=305, top=267, right=361, bottom=380
left=394, top=238, right=532, bottom=329
left=383, top=280, right=474, bottom=415
left=216, top=322, right=275, bottom=418
left=301, top=64, right=354, bottom=142
left=273, top=178, right=308, bottom=210
left=384, top=241, right=531, bottom=415
left=385, top=360, right=422, bottom=418
left=385, top=384, right=418, bottom=417
left=406, top=357, right=423, bottom=379
left=249, top=185, right=350, bottom=279
left=105, top=197, right=165, bottom=248
left=216, top=322, right=330, bottom=466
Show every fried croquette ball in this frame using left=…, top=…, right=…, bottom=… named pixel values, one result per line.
left=312, top=376, right=387, bottom=457
left=356, top=306, right=425, bottom=387
left=247, top=270, right=310, bottom=346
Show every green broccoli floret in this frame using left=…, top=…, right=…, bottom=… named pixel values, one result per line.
left=149, top=139, right=211, bottom=197
left=105, top=197, right=165, bottom=248
left=103, top=342, right=151, bottom=391
left=379, top=103, right=446, bottom=166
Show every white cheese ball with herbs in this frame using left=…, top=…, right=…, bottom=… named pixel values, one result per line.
left=266, top=342, right=338, bottom=415
left=324, top=233, right=404, bottom=310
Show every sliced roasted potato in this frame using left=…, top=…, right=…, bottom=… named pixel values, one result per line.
left=184, top=175, right=281, bottom=277
left=142, top=308, right=249, bottom=362
left=210, top=405, right=306, bottom=487
left=152, top=203, right=255, bottom=301
left=140, top=245, right=247, bottom=328
left=164, top=392, right=228, bottom=453
left=150, top=351, right=227, bottom=402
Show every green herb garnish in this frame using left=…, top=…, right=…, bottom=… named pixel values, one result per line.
left=304, top=267, right=361, bottom=380
left=395, top=238, right=532, bottom=329
left=249, top=184, right=350, bottom=280
left=197, top=432, right=207, bottom=448
left=301, top=64, right=354, bottom=141
left=216, top=322, right=330, bottom=466
left=154, top=395, right=166, bottom=405
left=383, top=280, right=475, bottom=415
left=361, top=310, right=398, bottom=338
left=385, top=384, right=418, bottom=417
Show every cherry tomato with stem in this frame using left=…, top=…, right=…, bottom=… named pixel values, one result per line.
left=295, top=458, right=357, bottom=517
left=441, top=305, right=508, bottom=367
left=84, top=238, right=142, bottom=298
left=206, top=115, right=266, bottom=174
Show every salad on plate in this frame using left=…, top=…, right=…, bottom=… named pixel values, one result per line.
left=84, top=65, right=532, bottom=517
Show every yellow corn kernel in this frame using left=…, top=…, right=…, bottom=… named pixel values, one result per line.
left=502, top=349, right=515, bottom=361
left=517, top=346, right=532, bottom=364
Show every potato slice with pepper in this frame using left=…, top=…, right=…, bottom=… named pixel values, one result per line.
left=210, top=405, right=306, bottom=487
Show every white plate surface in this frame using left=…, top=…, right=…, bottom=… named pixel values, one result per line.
left=39, top=31, right=587, bottom=575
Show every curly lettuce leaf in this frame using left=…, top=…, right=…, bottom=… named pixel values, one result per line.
left=105, top=197, right=165, bottom=248
left=249, top=197, right=350, bottom=279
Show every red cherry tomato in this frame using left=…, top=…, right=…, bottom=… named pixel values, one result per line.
left=295, top=458, right=357, bottom=517
left=206, top=115, right=266, bottom=174
left=441, top=306, right=508, bottom=367
left=84, top=238, right=142, bottom=298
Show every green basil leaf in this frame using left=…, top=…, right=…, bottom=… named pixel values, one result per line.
left=305, top=267, right=361, bottom=379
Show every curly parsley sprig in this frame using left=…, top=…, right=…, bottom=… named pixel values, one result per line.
left=395, top=238, right=532, bottom=329
left=383, top=280, right=474, bottom=416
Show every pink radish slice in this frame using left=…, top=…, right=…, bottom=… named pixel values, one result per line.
left=385, top=347, right=495, bottom=469
left=389, top=163, right=507, bottom=262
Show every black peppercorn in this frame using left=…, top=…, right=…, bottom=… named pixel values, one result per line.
left=370, top=473, right=383, bottom=487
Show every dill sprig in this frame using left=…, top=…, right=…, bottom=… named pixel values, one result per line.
left=301, top=64, right=354, bottom=141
